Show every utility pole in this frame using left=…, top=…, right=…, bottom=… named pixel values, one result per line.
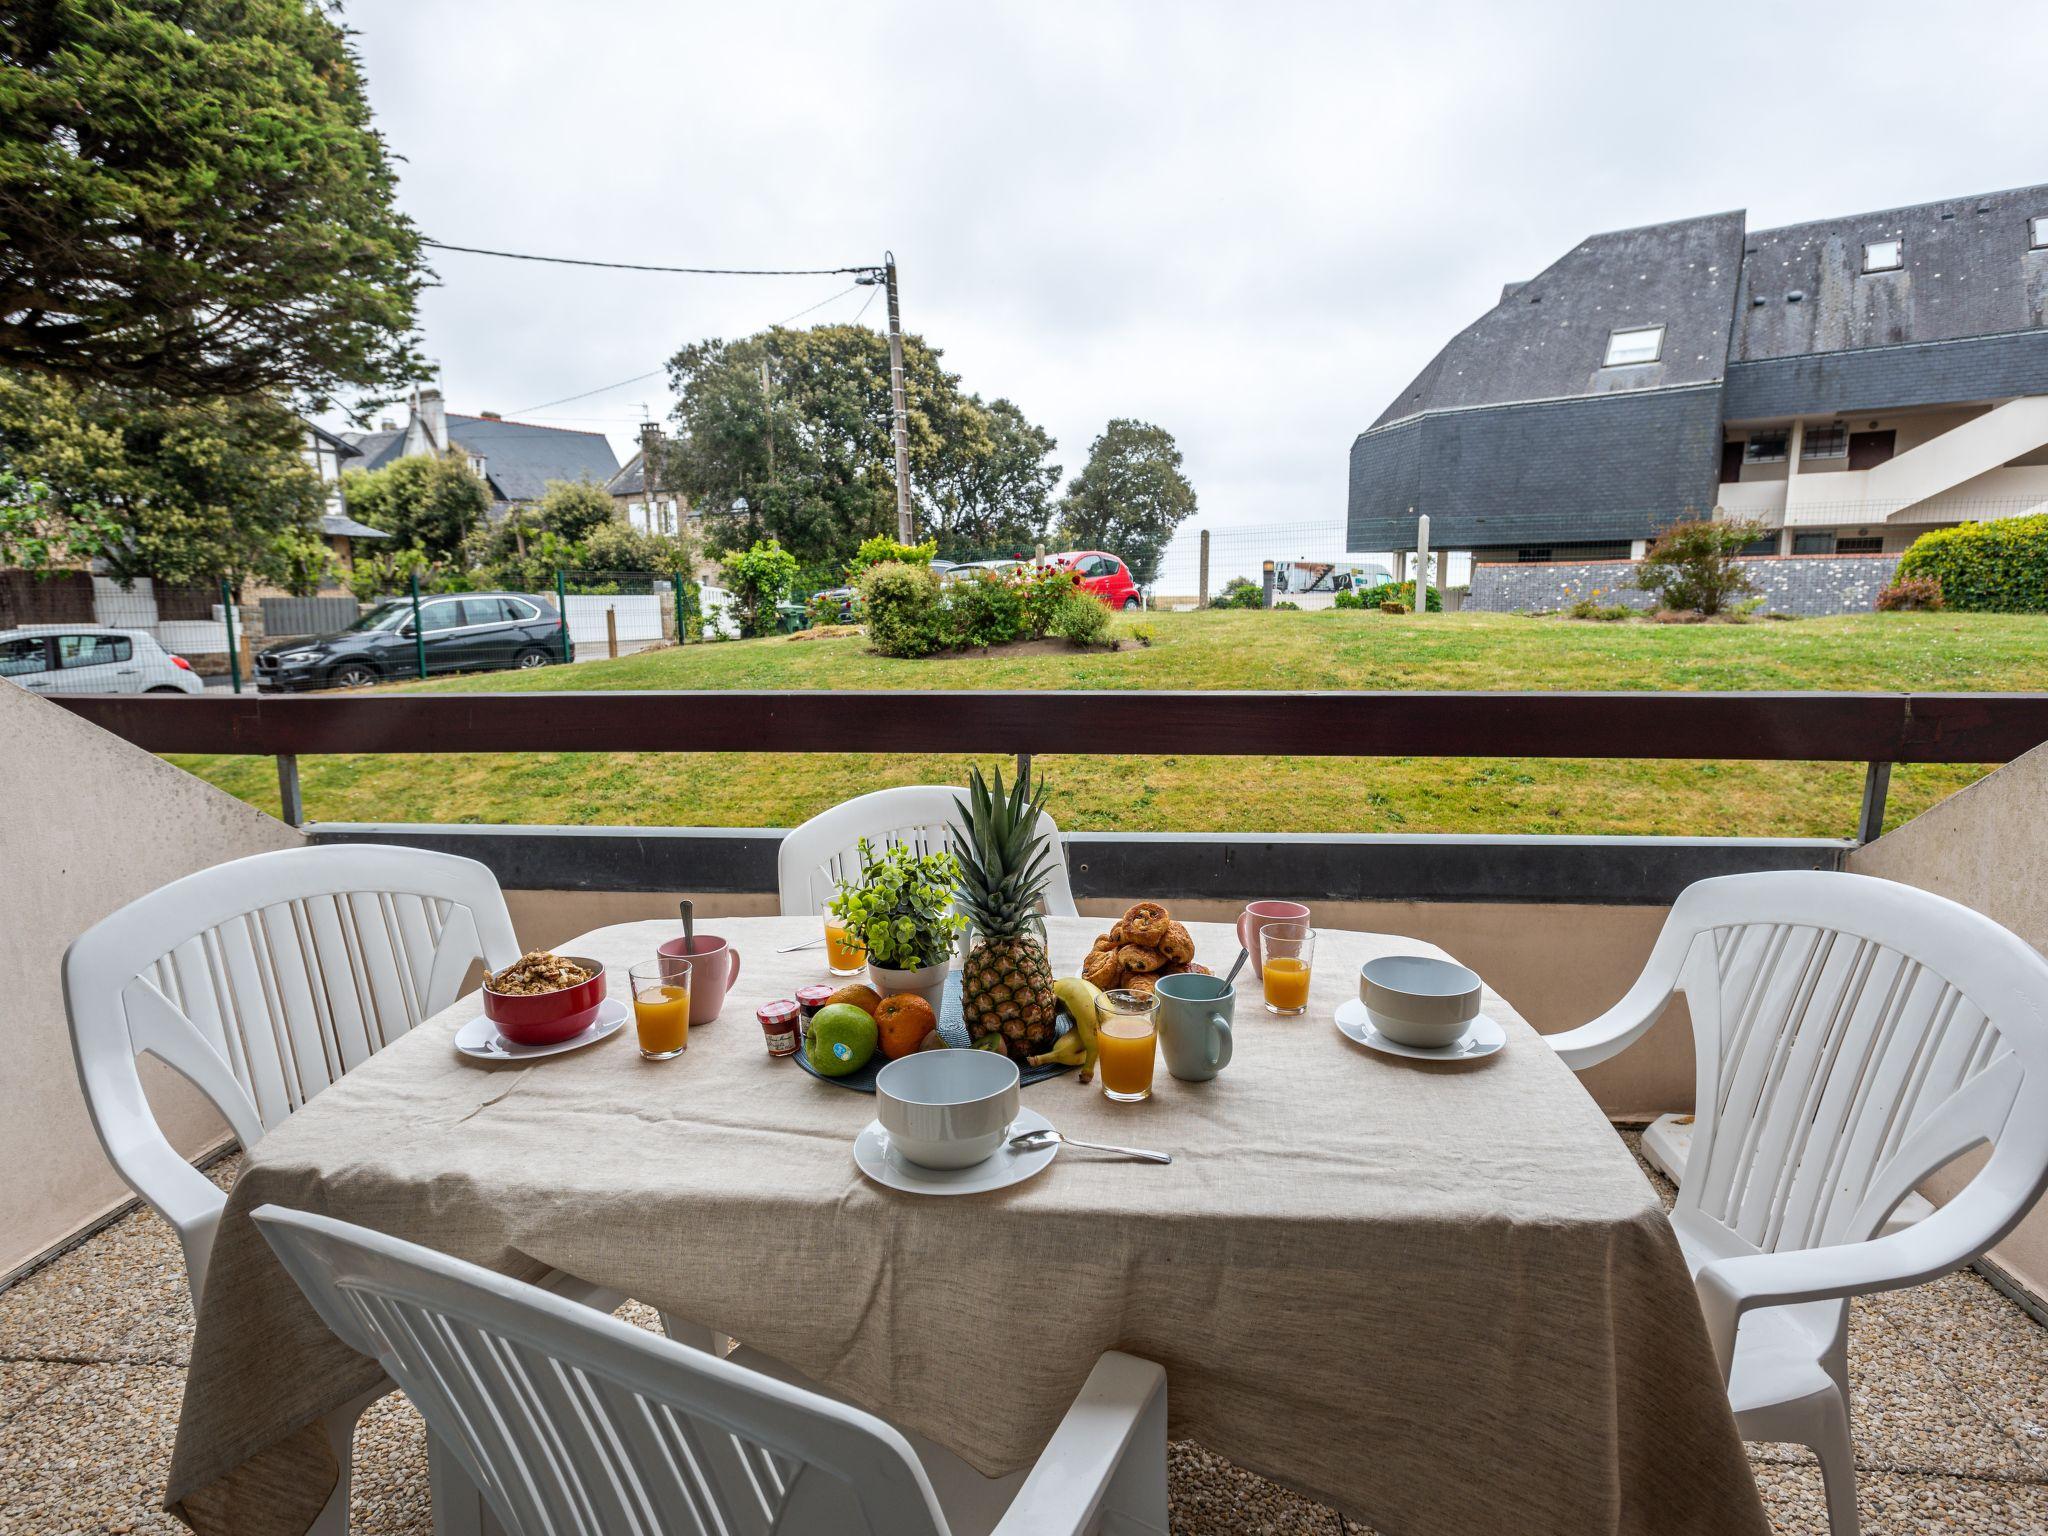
left=884, top=253, right=912, bottom=542
left=760, top=358, right=775, bottom=482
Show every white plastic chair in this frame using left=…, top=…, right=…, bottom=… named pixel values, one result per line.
left=1548, top=871, right=2048, bottom=1536
left=778, top=784, right=1079, bottom=918
left=253, top=1202, right=1171, bottom=1536
left=61, top=844, right=612, bottom=1533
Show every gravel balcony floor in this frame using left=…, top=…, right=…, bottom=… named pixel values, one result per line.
left=3, top=1132, right=2045, bottom=1535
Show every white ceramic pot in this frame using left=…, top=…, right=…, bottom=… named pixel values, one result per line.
left=868, top=957, right=950, bottom=1012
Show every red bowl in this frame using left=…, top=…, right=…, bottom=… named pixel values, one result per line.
left=482, top=956, right=607, bottom=1046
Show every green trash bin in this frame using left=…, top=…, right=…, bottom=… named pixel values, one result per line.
left=773, top=602, right=811, bottom=634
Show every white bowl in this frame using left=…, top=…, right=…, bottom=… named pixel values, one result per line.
left=1360, top=955, right=1482, bottom=1049
left=875, top=1050, right=1021, bottom=1170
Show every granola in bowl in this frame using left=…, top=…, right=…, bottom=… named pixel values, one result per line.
left=488, top=950, right=592, bottom=996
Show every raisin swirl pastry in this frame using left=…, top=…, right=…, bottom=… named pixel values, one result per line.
left=1118, top=901, right=1172, bottom=946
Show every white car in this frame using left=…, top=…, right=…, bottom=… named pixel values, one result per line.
left=0, top=625, right=206, bottom=695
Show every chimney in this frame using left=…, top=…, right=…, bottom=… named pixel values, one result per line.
left=414, top=386, right=449, bottom=453
left=480, top=411, right=502, bottom=421
left=378, top=417, right=397, bottom=431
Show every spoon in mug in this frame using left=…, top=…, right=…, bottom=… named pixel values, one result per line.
left=1223, top=946, right=1250, bottom=986
left=1007, top=1128, right=1172, bottom=1165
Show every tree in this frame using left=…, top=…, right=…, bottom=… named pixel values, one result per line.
left=0, top=370, right=323, bottom=587
left=661, top=323, right=1054, bottom=568
left=531, top=479, right=616, bottom=543
left=721, top=538, right=800, bottom=637
left=1056, top=419, right=1197, bottom=583
left=0, top=0, right=424, bottom=405
left=1634, top=516, right=1765, bottom=615
left=925, top=397, right=1059, bottom=557
left=341, top=454, right=491, bottom=560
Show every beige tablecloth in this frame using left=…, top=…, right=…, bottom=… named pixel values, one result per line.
left=165, top=916, right=1765, bottom=1536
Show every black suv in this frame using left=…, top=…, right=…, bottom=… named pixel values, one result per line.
left=255, top=592, right=566, bottom=691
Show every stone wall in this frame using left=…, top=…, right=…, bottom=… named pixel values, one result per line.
left=1469, top=552, right=1902, bottom=616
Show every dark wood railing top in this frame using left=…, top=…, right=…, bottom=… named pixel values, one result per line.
left=49, top=689, right=2048, bottom=764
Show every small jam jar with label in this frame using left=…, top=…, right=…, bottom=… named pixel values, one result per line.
left=756, top=999, right=800, bottom=1058
left=794, top=984, right=836, bottom=1046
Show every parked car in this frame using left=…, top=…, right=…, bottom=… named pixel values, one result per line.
left=941, top=559, right=1022, bottom=584
left=809, top=585, right=860, bottom=622
left=254, top=592, right=565, bottom=690
left=1049, top=550, right=1143, bottom=610
left=0, top=625, right=205, bottom=696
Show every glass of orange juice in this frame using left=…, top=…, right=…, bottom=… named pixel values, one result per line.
left=1095, top=989, right=1159, bottom=1102
left=824, top=918, right=866, bottom=977
left=629, top=959, right=690, bottom=1060
left=1259, top=924, right=1315, bottom=1015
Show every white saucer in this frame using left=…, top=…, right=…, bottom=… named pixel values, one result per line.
left=1334, top=999, right=1506, bottom=1061
left=854, top=1106, right=1058, bottom=1196
left=455, top=997, right=629, bottom=1061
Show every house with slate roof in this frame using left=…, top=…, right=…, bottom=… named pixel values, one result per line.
left=343, top=387, right=620, bottom=524
left=1349, top=185, right=2048, bottom=564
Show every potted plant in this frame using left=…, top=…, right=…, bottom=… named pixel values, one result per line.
left=828, top=838, right=968, bottom=1008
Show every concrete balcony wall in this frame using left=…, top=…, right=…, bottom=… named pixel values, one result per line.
left=0, top=686, right=303, bottom=1281
left=1862, top=395, right=2048, bottom=514
left=1851, top=741, right=2048, bottom=1300
left=1713, top=479, right=1788, bottom=521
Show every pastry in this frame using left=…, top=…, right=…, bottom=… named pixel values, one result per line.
left=1082, top=947, right=1123, bottom=989
left=1119, top=901, right=1171, bottom=946
left=1118, top=944, right=1165, bottom=975
left=1159, top=921, right=1195, bottom=963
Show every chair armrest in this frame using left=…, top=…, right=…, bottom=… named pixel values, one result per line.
left=1544, top=976, right=1678, bottom=1071
left=1694, top=1190, right=2007, bottom=1379
left=990, top=1352, right=1167, bottom=1536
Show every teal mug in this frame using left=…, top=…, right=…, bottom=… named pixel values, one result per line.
left=1153, top=972, right=1235, bottom=1082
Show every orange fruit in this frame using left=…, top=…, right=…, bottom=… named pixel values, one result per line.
left=875, top=993, right=938, bottom=1059
left=824, top=983, right=881, bottom=1018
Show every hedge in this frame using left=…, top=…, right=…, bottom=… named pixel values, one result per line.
left=1895, top=515, right=2048, bottom=612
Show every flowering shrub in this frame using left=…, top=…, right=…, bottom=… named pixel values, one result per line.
left=1876, top=575, right=1945, bottom=612
left=1634, top=518, right=1764, bottom=615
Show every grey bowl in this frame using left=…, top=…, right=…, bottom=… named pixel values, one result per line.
left=1360, top=955, right=1483, bottom=1048
left=875, top=1050, right=1021, bottom=1169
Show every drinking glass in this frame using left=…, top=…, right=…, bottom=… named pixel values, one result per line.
left=1259, top=924, right=1315, bottom=1015
left=824, top=918, right=866, bottom=978
left=1095, top=988, right=1159, bottom=1103
left=629, top=959, right=690, bottom=1060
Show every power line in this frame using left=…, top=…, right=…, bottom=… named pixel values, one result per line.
left=771, top=284, right=862, bottom=326
left=424, top=240, right=876, bottom=278
left=512, top=367, right=667, bottom=417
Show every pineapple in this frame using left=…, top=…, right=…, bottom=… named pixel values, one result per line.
left=952, top=765, right=1060, bottom=1061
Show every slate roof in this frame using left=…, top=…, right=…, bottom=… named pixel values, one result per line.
left=319, top=513, right=391, bottom=541
left=339, top=416, right=620, bottom=504
left=608, top=450, right=646, bottom=496
left=1733, top=183, right=2048, bottom=361
left=1371, top=212, right=1748, bottom=430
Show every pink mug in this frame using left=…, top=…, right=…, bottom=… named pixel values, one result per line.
left=1236, top=901, right=1311, bottom=979
left=658, top=935, right=741, bottom=1025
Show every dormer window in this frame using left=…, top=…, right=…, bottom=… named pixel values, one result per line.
left=1602, top=325, right=1664, bottom=367
left=1863, top=240, right=1903, bottom=273
left=2032, top=216, right=2048, bottom=251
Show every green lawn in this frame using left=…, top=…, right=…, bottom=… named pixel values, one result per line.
left=171, top=610, right=2048, bottom=837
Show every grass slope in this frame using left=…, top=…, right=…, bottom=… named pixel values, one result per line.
left=172, top=610, right=2048, bottom=837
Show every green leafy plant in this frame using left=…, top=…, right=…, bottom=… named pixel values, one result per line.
left=1634, top=517, right=1764, bottom=616
left=1017, top=564, right=1080, bottom=636
left=721, top=538, right=800, bottom=637
left=948, top=570, right=1027, bottom=648
left=1565, top=595, right=1633, bottom=621
left=1876, top=575, right=1946, bottom=612
left=827, top=839, right=968, bottom=970
left=1123, top=619, right=1156, bottom=646
left=1047, top=590, right=1111, bottom=646
left=1331, top=588, right=1365, bottom=610
left=845, top=534, right=937, bottom=583
left=1212, top=576, right=1264, bottom=610
left=1272, top=599, right=1300, bottom=610
left=1357, top=580, right=1441, bottom=612
left=1896, top=516, right=2048, bottom=612
left=859, top=560, right=950, bottom=657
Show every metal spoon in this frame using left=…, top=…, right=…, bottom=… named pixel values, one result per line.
left=777, top=937, right=826, bottom=954
left=1007, top=1128, right=1172, bottom=1165
left=1223, top=946, right=1250, bottom=986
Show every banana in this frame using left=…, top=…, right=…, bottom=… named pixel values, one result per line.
left=1053, top=976, right=1104, bottom=1082
left=1027, top=1033, right=1088, bottom=1069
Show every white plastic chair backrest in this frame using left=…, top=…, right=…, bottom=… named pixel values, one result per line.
left=253, top=1204, right=952, bottom=1536
left=62, top=845, right=519, bottom=1298
left=777, top=784, right=1078, bottom=918
left=1652, top=872, right=2048, bottom=1276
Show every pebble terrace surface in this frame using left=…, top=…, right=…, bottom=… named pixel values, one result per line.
left=4, top=1134, right=2046, bottom=1535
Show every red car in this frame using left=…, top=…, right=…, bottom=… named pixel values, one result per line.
left=1050, top=550, right=1143, bottom=610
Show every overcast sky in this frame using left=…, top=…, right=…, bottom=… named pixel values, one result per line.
left=342, top=0, right=2048, bottom=540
